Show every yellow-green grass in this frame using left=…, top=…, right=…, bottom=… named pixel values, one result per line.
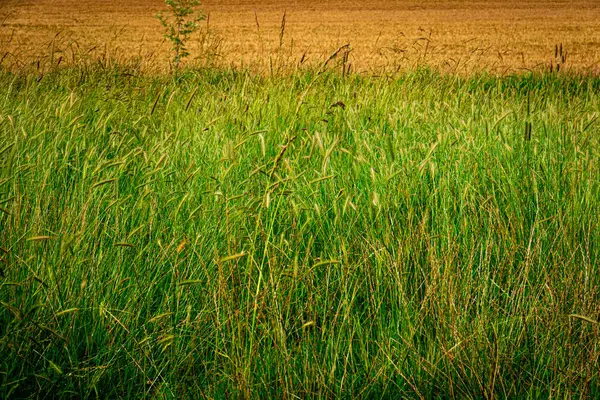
left=1, top=64, right=599, bottom=398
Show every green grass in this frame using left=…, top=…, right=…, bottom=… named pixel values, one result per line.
left=1, top=65, right=599, bottom=398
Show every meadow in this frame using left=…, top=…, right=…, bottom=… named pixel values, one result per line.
left=1, top=0, right=600, bottom=398
left=1, top=62, right=599, bottom=398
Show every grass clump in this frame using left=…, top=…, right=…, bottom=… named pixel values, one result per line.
left=0, top=65, right=599, bottom=398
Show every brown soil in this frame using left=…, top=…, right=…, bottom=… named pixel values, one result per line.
left=1, top=0, right=599, bottom=73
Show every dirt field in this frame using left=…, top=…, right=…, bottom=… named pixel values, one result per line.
left=1, top=0, right=600, bottom=73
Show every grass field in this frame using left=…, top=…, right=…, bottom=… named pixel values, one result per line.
left=1, top=64, right=599, bottom=398
left=1, top=0, right=600, bottom=398
left=1, top=0, right=600, bottom=73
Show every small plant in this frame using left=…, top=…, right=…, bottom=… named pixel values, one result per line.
left=156, top=0, right=205, bottom=74
left=550, top=43, right=567, bottom=73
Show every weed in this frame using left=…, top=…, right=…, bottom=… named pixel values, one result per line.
left=156, top=0, right=205, bottom=74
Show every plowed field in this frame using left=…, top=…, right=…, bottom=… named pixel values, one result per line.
left=2, top=0, right=600, bottom=73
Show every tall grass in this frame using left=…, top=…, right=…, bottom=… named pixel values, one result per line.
left=1, top=65, right=599, bottom=398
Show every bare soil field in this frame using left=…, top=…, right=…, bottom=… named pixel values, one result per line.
left=1, top=0, right=600, bottom=73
